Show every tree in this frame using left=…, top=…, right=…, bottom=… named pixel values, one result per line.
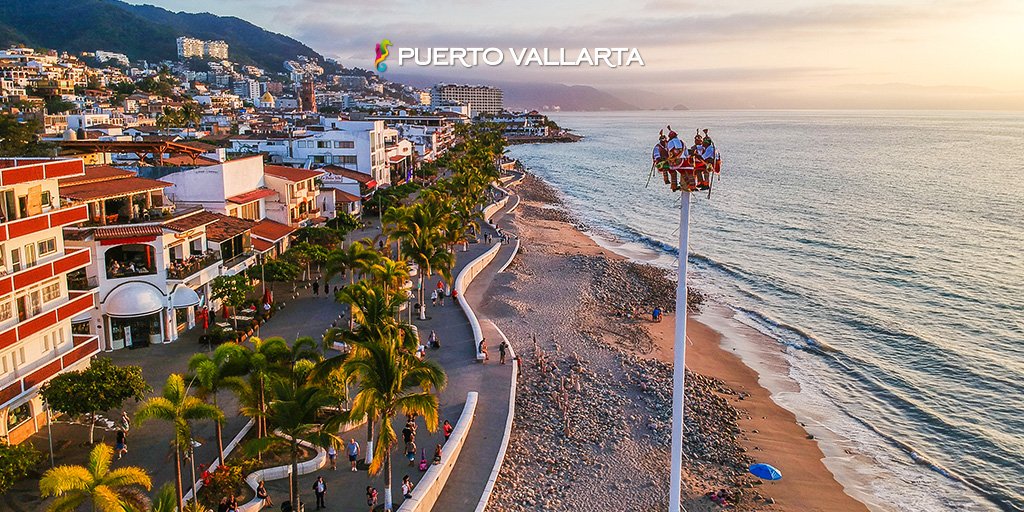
left=0, top=114, right=54, bottom=157
left=39, top=443, right=151, bottom=512
left=247, top=381, right=341, bottom=510
left=151, top=483, right=178, bottom=512
left=135, top=374, right=224, bottom=510
left=40, top=358, right=150, bottom=444
left=342, top=337, right=446, bottom=510
left=247, top=259, right=300, bottom=299
left=0, top=441, right=43, bottom=494
left=188, top=344, right=249, bottom=465
left=284, top=242, right=329, bottom=281
left=211, top=274, right=254, bottom=331
left=223, top=337, right=289, bottom=440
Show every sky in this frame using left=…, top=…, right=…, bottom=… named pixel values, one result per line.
left=125, top=0, right=1024, bottom=109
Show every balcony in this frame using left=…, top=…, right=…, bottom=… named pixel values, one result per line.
left=0, top=334, right=99, bottom=410
left=0, top=247, right=92, bottom=298
left=66, top=270, right=99, bottom=291
left=0, top=290, right=97, bottom=354
left=222, top=250, right=256, bottom=271
left=0, top=204, right=88, bottom=243
left=167, top=250, right=221, bottom=280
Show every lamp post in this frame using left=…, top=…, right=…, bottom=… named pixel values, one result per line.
left=44, top=397, right=54, bottom=467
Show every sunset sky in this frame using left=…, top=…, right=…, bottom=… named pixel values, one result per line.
left=127, top=0, right=1024, bottom=109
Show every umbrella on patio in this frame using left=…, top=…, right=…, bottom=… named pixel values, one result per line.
left=749, top=463, right=782, bottom=481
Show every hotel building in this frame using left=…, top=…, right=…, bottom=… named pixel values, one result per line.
left=0, top=158, right=99, bottom=445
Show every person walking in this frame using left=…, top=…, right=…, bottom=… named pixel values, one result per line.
left=256, top=480, right=272, bottom=508
left=366, top=486, right=378, bottom=512
left=120, top=411, right=131, bottom=432
left=312, top=476, right=327, bottom=510
left=443, top=420, right=453, bottom=442
left=499, top=339, right=509, bottom=365
left=430, top=289, right=437, bottom=306
left=115, top=428, right=128, bottom=459
left=406, top=439, right=417, bottom=467
left=347, top=438, right=360, bottom=472
left=312, top=280, right=319, bottom=296
left=327, top=444, right=337, bottom=470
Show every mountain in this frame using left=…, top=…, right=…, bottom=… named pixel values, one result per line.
left=0, top=0, right=321, bottom=71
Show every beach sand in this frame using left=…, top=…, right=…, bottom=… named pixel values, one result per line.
left=487, top=173, right=868, bottom=511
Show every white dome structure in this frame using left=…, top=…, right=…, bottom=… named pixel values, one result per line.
left=103, top=282, right=166, bottom=318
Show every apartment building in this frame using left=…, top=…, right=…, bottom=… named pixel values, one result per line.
left=0, top=158, right=99, bottom=445
left=430, top=83, right=503, bottom=114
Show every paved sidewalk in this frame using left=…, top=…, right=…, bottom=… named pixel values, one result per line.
left=4, top=283, right=343, bottom=512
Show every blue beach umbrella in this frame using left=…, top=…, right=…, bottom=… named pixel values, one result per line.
left=749, top=463, right=783, bottom=481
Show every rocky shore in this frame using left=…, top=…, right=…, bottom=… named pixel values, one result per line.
left=483, top=174, right=775, bottom=511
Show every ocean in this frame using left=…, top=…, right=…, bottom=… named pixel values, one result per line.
left=506, top=111, right=1024, bottom=512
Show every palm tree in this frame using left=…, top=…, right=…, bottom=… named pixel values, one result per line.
left=135, top=374, right=224, bottom=509
left=368, top=257, right=410, bottom=319
left=151, top=483, right=178, bottom=512
left=225, top=336, right=289, bottom=439
left=402, top=229, right=454, bottom=320
left=188, top=343, right=248, bottom=464
left=39, top=443, right=152, bottom=512
left=343, top=338, right=447, bottom=511
left=325, top=240, right=380, bottom=288
left=248, top=380, right=341, bottom=510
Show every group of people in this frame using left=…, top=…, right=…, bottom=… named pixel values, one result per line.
left=107, top=259, right=151, bottom=277
left=652, top=126, right=720, bottom=192
left=477, top=337, right=511, bottom=364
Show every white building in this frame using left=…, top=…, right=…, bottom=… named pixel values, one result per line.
left=204, top=41, right=229, bottom=60
left=431, top=83, right=503, bottom=114
left=229, top=119, right=389, bottom=186
left=0, top=158, right=99, bottom=445
left=95, top=51, right=129, bottom=66
left=176, top=37, right=204, bottom=59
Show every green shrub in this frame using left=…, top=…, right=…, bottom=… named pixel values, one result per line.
left=0, top=441, right=43, bottom=494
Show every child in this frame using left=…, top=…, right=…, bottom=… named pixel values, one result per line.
left=433, top=444, right=442, bottom=465
left=402, top=475, right=414, bottom=499
left=366, top=486, right=378, bottom=512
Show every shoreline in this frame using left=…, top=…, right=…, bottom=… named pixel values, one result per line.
left=488, top=172, right=869, bottom=511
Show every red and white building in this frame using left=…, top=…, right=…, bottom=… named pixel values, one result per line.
left=0, top=158, right=99, bottom=444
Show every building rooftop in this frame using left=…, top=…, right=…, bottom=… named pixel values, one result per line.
left=251, top=218, right=296, bottom=242
left=320, top=165, right=375, bottom=185
left=60, top=176, right=172, bottom=202
left=264, top=164, right=324, bottom=183
left=92, top=225, right=164, bottom=240
left=205, top=213, right=256, bottom=242
left=162, top=209, right=221, bottom=233
left=333, top=189, right=360, bottom=203
left=226, top=187, right=278, bottom=205
left=59, top=165, right=134, bottom=186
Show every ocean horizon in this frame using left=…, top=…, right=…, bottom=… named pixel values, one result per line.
left=508, top=110, right=1023, bottom=512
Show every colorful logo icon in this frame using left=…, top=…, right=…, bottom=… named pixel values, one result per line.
left=375, top=39, right=391, bottom=72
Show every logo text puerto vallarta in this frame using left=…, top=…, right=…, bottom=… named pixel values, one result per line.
left=375, top=42, right=644, bottom=70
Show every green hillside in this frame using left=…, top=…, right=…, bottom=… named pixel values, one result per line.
left=0, top=0, right=322, bottom=71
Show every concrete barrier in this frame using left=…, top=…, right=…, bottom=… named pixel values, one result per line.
left=454, top=243, right=502, bottom=360
left=482, top=196, right=508, bottom=222
left=183, top=418, right=255, bottom=502
left=473, top=322, right=518, bottom=512
left=496, top=238, right=520, bottom=274
left=237, top=430, right=329, bottom=512
left=397, top=391, right=478, bottom=511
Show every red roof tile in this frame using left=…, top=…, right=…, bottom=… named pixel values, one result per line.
left=205, top=213, right=256, bottom=242
left=163, top=209, right=221, bottom=232
left=60, top=176, right=172, bottom=201
left=252, top=238, right=274, bottom=252
left=251, top=219, right=296, bottom=242
left=333, top=189, right=360, bottom=203
left=93, top=225, right=163, bottom=240
left=264, top=165, right=324, bottom=182
left=320, top=164, right=374, bottom=184
left=60, top=165, right=134, bottom=186
left=226, top=188, right=278, bottom=204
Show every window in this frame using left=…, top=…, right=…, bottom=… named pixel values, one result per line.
left=333, top=141, right=354, bottom=149
left=105, top=244, right=157, bottom=279
left=316, top=141, right=330, bottom=149
left=41, top=190, right=52, bottom=207
left=42, top=281, right=60, bottom=303
left=240, top=202, right=259, bottom=220
left=333, top=155, right=358, bottom=165
left=37, top=238, right=57, bottom=256
left=0, top=301, right=11, bottom=322
left=296, top=181, right=305, bottom=191
left=6, top=402, right=31, bottom=430
left=10, top=248, right=19, bottom=272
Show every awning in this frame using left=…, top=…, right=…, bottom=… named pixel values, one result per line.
left=71, top=311, right=92, bottom=324
left=170, top=285, right=200, bottom=308
left=104, top=282, right=166, bottom=318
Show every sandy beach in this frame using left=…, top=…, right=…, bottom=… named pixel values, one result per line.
left=484, top=174, right=869, bottom=511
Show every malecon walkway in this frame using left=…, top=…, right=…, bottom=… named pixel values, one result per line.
left=258, top=183, right=520, bottom=511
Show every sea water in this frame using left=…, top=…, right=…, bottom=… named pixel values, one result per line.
left=507, top=110, right=1023, bottom=511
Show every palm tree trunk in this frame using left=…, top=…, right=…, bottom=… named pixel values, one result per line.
left=88, top=412, right=96, bottom=444
left=384, top=449, right=393, bottom=511
left=174, top=443, right=184, bottom=509
left=290, top=440, right=300, bottom=510
left=215, top=394, right=225, bottom=464
left=365, top=418, right=374, bottom=466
